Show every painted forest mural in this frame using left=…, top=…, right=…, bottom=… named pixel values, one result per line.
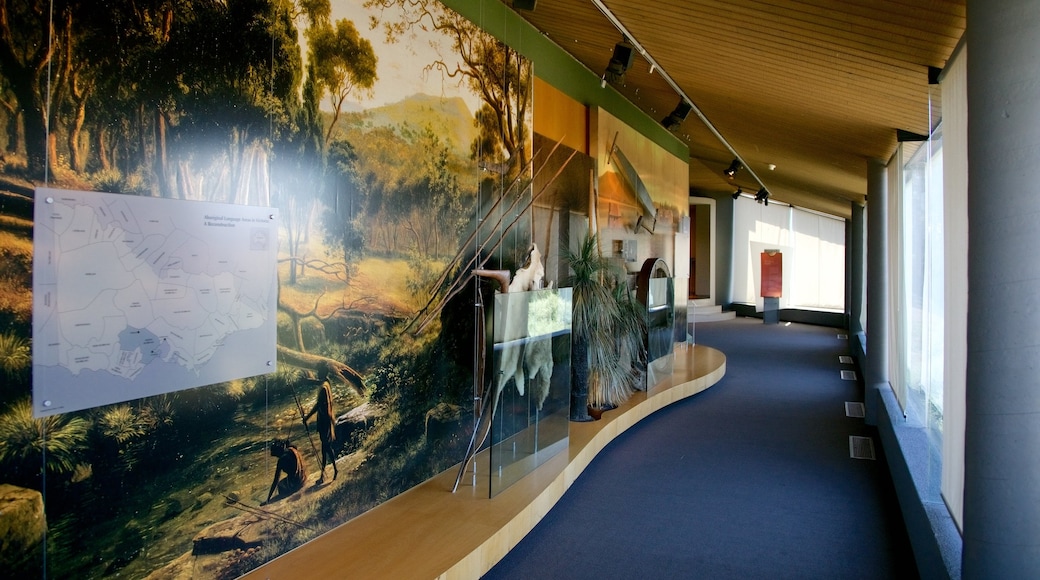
left=0, top=0, right=566, bottom=577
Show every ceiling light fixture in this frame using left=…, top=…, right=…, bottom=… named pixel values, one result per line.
left=755, top=188, right=770, bottom=205
left=590, top=0, right=771, bottom=197
left=604, top=40, right=635, bottom=84
left=661, top=100, right=692, bottom=131
left=724, top=159, right=742, bottom=178
left=732, top=187, right=743, bottom=200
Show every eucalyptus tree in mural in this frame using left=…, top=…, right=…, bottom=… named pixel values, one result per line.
left=0, top=0, right=534, bottom=577
left=0, top=0, right=56, bottom=179
left=366, top=0, right=532, bottom=177
left=362, top=0, right=535, bottom=333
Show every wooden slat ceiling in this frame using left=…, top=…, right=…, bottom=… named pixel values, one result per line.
left=509, top=0, right=965, bottom=218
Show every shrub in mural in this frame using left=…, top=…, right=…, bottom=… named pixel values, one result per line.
left=0, top=0, right=549, bottom=577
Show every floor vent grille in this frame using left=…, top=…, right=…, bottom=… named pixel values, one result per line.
left=849, top=436, right=876, bottom=460
left=839, top=355, right=853, bottom=364
left=837, top=333, right=848, bottom=340
left=840, top=370, right=857, bottom=381
left=845, top=402, right=865, bottom=418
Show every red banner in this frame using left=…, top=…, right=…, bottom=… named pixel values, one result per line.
left=761, top=251, right=782, bottom=298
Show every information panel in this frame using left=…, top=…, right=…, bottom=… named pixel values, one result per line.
left=32, top=188, right=279, bottom=417
left=761, top=250, right=783, bottom=298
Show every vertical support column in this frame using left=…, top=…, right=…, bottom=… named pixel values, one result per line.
left=716, top=194, right=735, bottom=307
left=963, top=1, right=1040, bottom=576
left=849, top=202, right=866, bottom=337
left=864, top=159, right=888, bottom=426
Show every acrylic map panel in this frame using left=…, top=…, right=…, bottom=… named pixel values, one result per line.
left=32, top=188, right=278, bottom=417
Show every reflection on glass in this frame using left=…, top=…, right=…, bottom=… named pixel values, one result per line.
left=488, top=288, right=572, bottom=497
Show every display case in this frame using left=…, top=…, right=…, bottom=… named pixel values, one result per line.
left=637, top=259, right=675, bottom=389
left=487, top=287, right=572, bottom=497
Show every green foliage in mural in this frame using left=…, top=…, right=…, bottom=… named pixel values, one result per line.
left=308, top=17, right=378, bottom=145
left=324, top=120, right=471, bottom=261
left=0, top=331, right=30, bottom=381
left=0, top=399, right=88, bottom=489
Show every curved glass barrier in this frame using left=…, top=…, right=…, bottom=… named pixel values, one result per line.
left=488, top=288, right=572, bottom=497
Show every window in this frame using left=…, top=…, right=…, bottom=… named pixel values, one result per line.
left=894, top=127, right=945, bottom=499
left=732, top=202, right=845, bottom=312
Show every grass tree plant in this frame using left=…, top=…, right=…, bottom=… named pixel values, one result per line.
left=565, top=232, right=646, bottom=420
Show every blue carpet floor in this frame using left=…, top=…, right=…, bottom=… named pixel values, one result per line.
left=483, top=317, right=916, bottom=579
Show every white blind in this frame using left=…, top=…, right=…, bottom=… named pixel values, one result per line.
left=733, top=201, right=791, bottom=309
left=732, top=201, right=845, bottom=311
left=790, top=210, right=846, bottom=310
left=941, top=44, right=968, bottom=531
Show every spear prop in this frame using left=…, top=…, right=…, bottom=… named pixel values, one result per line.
left=222, top=494, right=315, bottom=531
left=290, top=381, right=322, bottom=472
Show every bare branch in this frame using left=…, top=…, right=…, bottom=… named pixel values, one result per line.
left=276, top=345, right=366, bottom=396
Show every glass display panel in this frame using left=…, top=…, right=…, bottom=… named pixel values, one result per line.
left=646, top=277, right=675, bottom=388
left=674, top=277, right=690, bottom=345
left=488, top=288, right=572, bottom=497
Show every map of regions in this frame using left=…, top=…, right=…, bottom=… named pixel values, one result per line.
left=32, top=187, right=279, bottom=417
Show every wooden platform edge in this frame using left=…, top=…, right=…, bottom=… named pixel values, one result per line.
left=444, top=344, right=727, bottom=579
left=245, top=344, right=726, bottom=580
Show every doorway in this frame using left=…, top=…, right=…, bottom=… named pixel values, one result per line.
left=688, top=197, right=715, bottom=300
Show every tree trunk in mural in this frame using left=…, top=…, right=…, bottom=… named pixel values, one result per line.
left=1, top=98, right=20, bottom=154
left=153, top=108, right=173, bottom=199
left=66, top=89, right=88, bottom=173
left=4, top=73, right=50, bottom=178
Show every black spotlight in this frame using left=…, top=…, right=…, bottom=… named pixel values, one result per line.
left=755, top=187, right=769, bottom=205
left=662, top=100, right=692, bottom=131
left=732, top=187, right=742, bottom=200
left=604, top=41, right=635, bottom=84
left=724, top=159, right=741, bottom=178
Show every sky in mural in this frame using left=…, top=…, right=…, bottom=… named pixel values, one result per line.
left=328, top=1, right=484, bottom=114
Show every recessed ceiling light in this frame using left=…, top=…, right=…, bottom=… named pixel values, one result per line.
left=768, top=163, right=777, bottom=171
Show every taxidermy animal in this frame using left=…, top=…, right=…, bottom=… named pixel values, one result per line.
left=495, top=244, right=553, bottom=412
left=454, top=245, right=550, bottom=492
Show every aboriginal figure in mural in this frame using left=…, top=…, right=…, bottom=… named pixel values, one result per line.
left=264, top=439, right=308, bottom=504
left=0, top=0, right=534, bottom=578
left=304, top=362, right=338, bottom=483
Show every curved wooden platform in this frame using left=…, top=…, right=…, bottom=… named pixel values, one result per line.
left=244, top=344, right=725, bottom=579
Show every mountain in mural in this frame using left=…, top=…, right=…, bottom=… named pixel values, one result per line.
left=329, top=94, right=477, bottom=158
